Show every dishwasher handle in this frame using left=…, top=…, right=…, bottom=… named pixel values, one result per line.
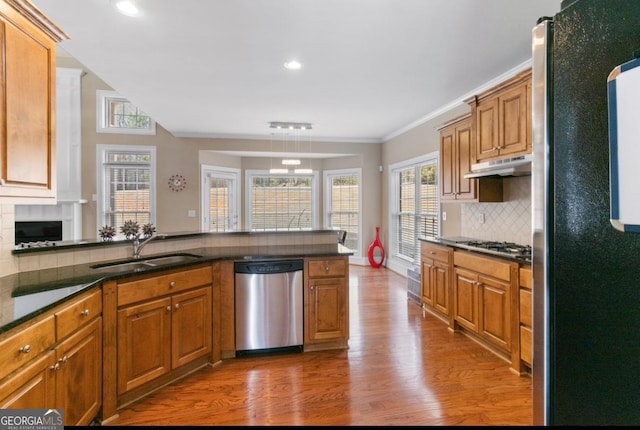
left=234, top=260, right=304, bottom=275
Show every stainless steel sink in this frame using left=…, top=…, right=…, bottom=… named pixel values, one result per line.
left=91, top=253, right=203, bottom=272
left=143, top=254, right=203, bottom=266
left=91, top=260, right=156, bottom=272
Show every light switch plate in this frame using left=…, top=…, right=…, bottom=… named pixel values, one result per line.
left=187, top=210, right=196, bottom=217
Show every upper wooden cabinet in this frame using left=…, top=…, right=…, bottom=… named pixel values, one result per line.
left=466, top=68, right=532, bottom=163
left=439, top=114, right=502, bottom=202
left=0, top=0, right=68, bottom=202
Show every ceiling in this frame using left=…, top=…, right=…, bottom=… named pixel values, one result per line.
left=31, top=0, right=561, bottom=144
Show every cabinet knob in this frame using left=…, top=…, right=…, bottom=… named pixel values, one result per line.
left=60, top=356, right=68, bottom=365
left=429, top=251, right=436, bottom=255
left=166, top=306, right=172, bottom=312
left=324, top=266, right=329, bottom=272
left=50, top=362, right=60, bottom=371
left=169, top=281, right=176, bottom=287
left=175, top=303, right=180, bottom=310
left=19, top=345, right=31, bottom=354
left=81, top=309, right=90, bottom=316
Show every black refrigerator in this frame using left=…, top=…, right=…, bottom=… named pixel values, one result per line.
left=532, top=0, right=640, bottom=425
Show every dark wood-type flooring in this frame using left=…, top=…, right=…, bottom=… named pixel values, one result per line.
left=106, top=264, right=532, bottom=426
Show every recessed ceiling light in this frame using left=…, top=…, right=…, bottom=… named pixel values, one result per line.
left=112, top=0, right=141, bottom=17
left=283, top=60, right=302, bottom=70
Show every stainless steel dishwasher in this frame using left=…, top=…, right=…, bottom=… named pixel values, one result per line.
left=234, top=259, right=304, bottom=356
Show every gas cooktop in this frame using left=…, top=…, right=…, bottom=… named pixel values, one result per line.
left=436, top=237, right=531, bottom=263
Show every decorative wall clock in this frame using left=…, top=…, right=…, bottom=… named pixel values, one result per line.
left=168, top=174, right=186, bottom=192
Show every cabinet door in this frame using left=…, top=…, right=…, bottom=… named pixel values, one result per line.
left=498, top=84, right=528, bottom=156
left=474, top=97, right=499, bottom=162
left=117, top=297, right=171, bottom=395
left=453, top=268, right=479, bottom=332
left=440, top=125, right=457, bottom=200
left=433, top=261, right=450, bottom=316
left=307, top=277, right=347, bottom=342
left=421, top=258, right=434, bottom=306
left=453, top=120, right=476, bottom=200
left=0, top=351, right=56, bottom=409
left=479, top=275, right=511, bottom=351
left=55, top=317, right=102, bottom=426
left=171, top=287, right=212, bottom=369
left=0, top=15, right=57, bottom=200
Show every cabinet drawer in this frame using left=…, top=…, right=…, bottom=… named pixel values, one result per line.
left=421, top=242, right=451, bottom=263
left=308, top=259, right=347, bottom=278
left=519, top=267, right=532, bottom=289
left=520, top=325, right=532, bottom=365
left=454, top=251, right=514, bottom=282
left=55, top=288, right=102, bottom=340
left=519, top=288, right=532, bottom=327
left=118, top=265, right=212, bottom=307
left=0, top=316, right=55, bottom=381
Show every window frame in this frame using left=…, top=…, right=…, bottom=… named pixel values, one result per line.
left=96, top=144, right=157, bottom=238
left=387, top=151, right=440, bottom=273
left=245, top=169, right=319, bottom=231
left=324, top=168, right=362, bottom=257
left=96, top=90, right=157, bottom=135
left=200, top=164, right=241, bottom=232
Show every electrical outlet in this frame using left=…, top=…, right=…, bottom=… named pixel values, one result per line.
left=477, top=213, right=485, bottom=224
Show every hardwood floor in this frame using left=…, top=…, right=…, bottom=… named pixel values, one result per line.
left=105, top=265, right=532, bottom=426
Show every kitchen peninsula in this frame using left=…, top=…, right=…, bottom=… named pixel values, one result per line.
left=0, top=229, right=352, bottom=425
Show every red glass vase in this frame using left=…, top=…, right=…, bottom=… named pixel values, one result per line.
left=367, top=227, right=385, bottom=268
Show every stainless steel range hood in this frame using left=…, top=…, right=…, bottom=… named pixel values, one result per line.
left=463, top=153, right=532, bottom=179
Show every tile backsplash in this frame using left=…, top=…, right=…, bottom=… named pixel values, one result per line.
left=461, top=176, right=532, bottom=246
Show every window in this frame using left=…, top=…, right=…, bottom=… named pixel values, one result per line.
left=96, top=90, right=156, bottom=135
left=201, top=165, right=240, bottom=232
left=96, top=145, right=156, bottom=238
left=324, top=169, right=361, bottom=256
left=389, top=152, right=439, bottom=268
left=246, top=171, right=318, bottom=231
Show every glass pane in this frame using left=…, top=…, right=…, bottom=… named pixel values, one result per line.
left=209, top=178, right=231, bottom=232
left=251, top=175, right=313, bottom=231
left=329, top=174, right=359, bottom=252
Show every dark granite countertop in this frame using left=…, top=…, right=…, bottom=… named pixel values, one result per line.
left=419, top=236, right=532, bottom=264
left=1, top=243, right=352, bottom=335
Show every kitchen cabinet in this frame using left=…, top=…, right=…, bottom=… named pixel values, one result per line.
left=0, top=287, right=102, bottom=426
left=116, top=265, right=212, bottom=396
left=453, top=251, right=518, bottom=362
left=0, top=0, right=67, bottom=202
left=305, top=257, right=349, bottom=351
left=439, top=114, right=502, bottom=202
left=518, top=266, right=532, bottom=373
left=467, top=68, right=532, bottom=163
left=420, top=241, right=453, bottom=325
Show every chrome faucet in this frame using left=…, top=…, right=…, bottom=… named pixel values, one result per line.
left=132, top=233, right=167, bottom=259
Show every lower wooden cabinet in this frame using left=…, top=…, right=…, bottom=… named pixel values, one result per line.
left=116, top=267, right=213, bottom=396
left=304, top=257, right=349, bottom=350
left=0, top=288, right=103, bottom=426
left=420, top=242, right=453, bottom=324
left=452, top=251, right=518, bottom=364
left=518, top=266, right=533, bottom=372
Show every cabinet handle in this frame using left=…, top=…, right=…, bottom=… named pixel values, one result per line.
left=175, top=303, right=180, bottom=310
left=50, top=362, right=60, bottom=371
left=59, top=356, right=68, bottom=365
left=429, top=251, right=436, bottom=255
left=324, top=266, right=330, bottom=272
left=19, top=345, right=31, bottom=354
left=169, top=281, right=176, bottom=287
left=166, top=306, right=172, bottom=312
left=310, top=285, right=315, bottom=291
left=81, top=309, right=90, bottom=316
left=492, top=146, right=499, bottom=151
